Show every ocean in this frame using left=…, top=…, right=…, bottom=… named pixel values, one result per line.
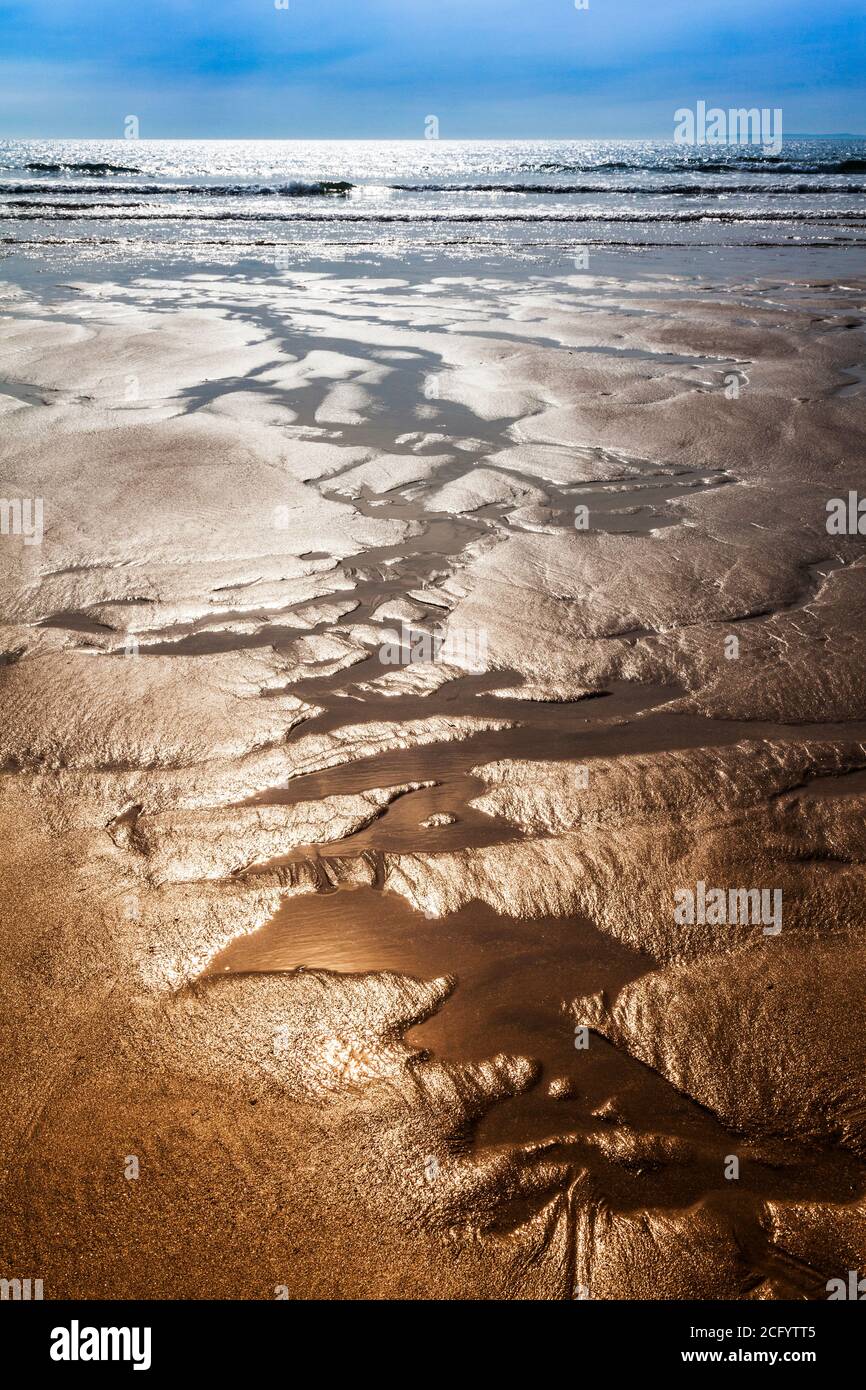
left=2, top=137, right=866, bottom=271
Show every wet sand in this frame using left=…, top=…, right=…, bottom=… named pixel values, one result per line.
left=1, top=258, right=865, bottom=1299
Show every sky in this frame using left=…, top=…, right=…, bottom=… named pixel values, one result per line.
left=0, top=0, right=863, bottom=140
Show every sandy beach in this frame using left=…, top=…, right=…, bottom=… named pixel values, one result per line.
left=1, top=254, right=865, bottom=1299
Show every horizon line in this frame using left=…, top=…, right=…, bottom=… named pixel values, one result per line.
left=2, top=131, right=865, bottom=143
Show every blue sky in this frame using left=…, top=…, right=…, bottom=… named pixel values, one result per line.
left=0, top=0, right=863, bottom=139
